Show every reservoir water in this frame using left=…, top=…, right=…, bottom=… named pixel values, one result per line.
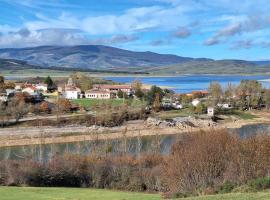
left=106, top=75, right=270, bottom=93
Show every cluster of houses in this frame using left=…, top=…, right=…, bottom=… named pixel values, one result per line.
left=0, top=77, right=134, bottom=103
left=0, top=82, right=49, bottom=103
left=65, top=78, right=133, bottom=100
left=0, top=77, right=233, bottom=118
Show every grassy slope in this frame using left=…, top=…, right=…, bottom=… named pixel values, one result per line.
left=1, top=187, right=270, bottom=200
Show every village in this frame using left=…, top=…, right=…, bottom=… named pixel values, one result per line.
left=0, top=75, right=217, bottom=116
left=1, top=73, right=270, bottom=135
left=1, top=74, right=267, bottom=121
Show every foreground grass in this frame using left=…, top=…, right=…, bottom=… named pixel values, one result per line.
left=0, top=187, right=159, bottom=200
left=185, top=190, right=270, bottom=200
left=1, top=187, right=270, bottom=200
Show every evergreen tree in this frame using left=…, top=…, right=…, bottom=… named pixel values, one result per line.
left=44, top=76, right=56, bottom=92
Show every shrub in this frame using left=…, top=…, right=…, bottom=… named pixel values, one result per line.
left=218, top=181, right=235, bottom=194
left=248, top=177, right=270, bottom=191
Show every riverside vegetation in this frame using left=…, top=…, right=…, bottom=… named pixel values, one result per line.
left=1, top=129, right=270, bottom=199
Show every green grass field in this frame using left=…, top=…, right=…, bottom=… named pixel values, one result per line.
left=72, top=98, right=145, bottom=109
left=1, top=187, right=270, bottom=200
left=232, top=110, right=257, bottom=120
left=156, top=108, right=194, bottom=120
left=0, top=187, right=158, bottom=200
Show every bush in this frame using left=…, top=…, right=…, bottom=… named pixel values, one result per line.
left=218, top=181, right=235, bottom=194
left=162, top=130, right=270, bottom=196
left=248, top=177, right=270, bottom=191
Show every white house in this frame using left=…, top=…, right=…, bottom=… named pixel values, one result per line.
left=85, top=89, right=111, bottom=99
left=172, top=102, right=183, bottom=109
left=207, top=107, right=215, bottom=116
left=93, top=84, right=133, bottom=95
left=65, top=87, right=81, bottom=99
left=22, top=86, right=38, bottom=95
left=0, top=92, right=8, bottom=102
left=5, top=89, right=16, bottom=96
left=192, top=99, right=200, bottom=106
left=217, top=103, right=233, bottom=109
left=15, top=84, right=22, bottom=91
left=64, top=78, right=81, bottom=99
left=35, top=83, right=48, bottom=92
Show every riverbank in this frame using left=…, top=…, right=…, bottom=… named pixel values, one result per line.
left=1, top=111, right=269, bottom=148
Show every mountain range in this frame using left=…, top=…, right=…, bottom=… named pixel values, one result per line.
left=0, top=45, right=269, bottom=74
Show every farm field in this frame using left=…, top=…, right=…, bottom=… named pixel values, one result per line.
left=1, top=187, right=270, bottom=200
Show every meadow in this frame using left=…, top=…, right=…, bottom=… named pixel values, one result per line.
left=1, top=187, right=270, bottom=200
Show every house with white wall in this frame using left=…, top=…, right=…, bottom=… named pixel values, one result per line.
left=64, top=78, right=81, bottom=99
left=65, top=87, right=80, bottom=99
left=85, top=89, right=111, bottom=99
left=192, top=99, right=200, bottom=106
left=22, top=86, right=38, bottom=95
left=93, top=84, right=133, bottom=95
left=35, top=83, right=48, bottom=92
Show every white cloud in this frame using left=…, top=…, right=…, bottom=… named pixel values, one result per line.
left=20, top=4, right=190, bottom=35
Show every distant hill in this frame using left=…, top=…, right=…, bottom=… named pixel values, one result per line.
left=150, top=59, right=270, bottom=75
left=0, top=45, right=270, bottom=75
left=0, top=45, right=202, bottom=71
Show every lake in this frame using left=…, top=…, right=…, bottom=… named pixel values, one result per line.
left=106, top=75, right=270, bottom=93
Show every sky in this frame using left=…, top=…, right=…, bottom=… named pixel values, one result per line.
left=0, top=0, right=270, bottom=60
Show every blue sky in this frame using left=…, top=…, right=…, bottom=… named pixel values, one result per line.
left=0, top=0, right=270, bottom=60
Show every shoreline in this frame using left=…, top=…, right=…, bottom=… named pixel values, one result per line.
left=0, top=118, right=268, bottom=148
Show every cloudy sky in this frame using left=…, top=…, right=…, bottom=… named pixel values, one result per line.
left=0, top=0, right=270, bottom=60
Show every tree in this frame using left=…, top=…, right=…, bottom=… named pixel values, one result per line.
left=44, top=76, right=53, bottom=86
left=0, top=76, right=4, bottom=84
left=153, top=94, right=161, bottom=112
left=70, top=73, right=93, bottom=91
left=132, top=79, right=144, bottom=99
left=44, top=76, right=57, bottom=92
left=117, top=90, right=124, bottom=98
left=131, top=79, right=142, bottom=91
left=237, top=80, right=263, bottom=109
left=194, top=103, right=206, bottom=114
left=7, top=96, right=29, bottom=122
left=263, top=89, right=270, bottom=110
left=146, top=85, right=164, bottom=105
left=0, top=75, right=5, bottom=92
left=208, top=82, right=223, bottom=106
left=224, top=82, right=236, bottom=105
left=57, top=98, right=72, bottom=113
left=135, top=89, right=144, bottom=99
left=4, top=81, right=15, bottom=89
left=179, top=94, right=192, bottom=105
